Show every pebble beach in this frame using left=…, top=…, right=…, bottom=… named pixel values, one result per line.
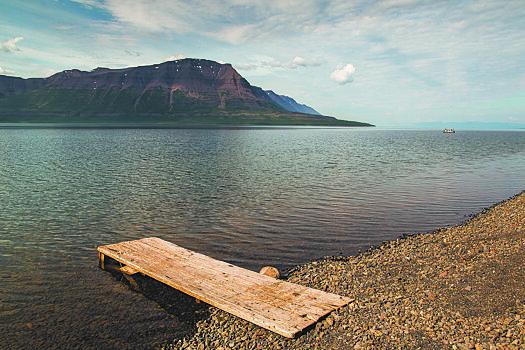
left=163, top=190, right=525, bottom=350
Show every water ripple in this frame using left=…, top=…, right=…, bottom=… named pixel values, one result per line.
left=0, top=127, right=524, bottom=349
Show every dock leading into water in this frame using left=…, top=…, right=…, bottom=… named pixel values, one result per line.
left=97, top=237, right=351, bottom=338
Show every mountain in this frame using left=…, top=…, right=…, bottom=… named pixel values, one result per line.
left=264, top=90, right=320, bottom=115
left=0, top=58, right=373, bottom=126
left=0, top=75, right=46, bottom=99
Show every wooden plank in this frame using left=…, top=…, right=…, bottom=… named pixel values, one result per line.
left=98, top=237, right=347, bottom=325
left=99, top=238, right=350, bottom=335
left=101, top=238, right=343, bottom=315
left=98, top=237, right=352, bottom=338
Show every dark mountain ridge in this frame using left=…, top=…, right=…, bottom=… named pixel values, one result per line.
left=0, top=58, right=373, bottom=126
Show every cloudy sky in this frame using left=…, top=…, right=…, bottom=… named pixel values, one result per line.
left=1, top=0, right=524, bottom=127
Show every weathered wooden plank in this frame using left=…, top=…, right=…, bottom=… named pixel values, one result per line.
left=99, top=237, right=350, bottom=316
left=99, top=242, right=323, bottom=328
left=100, top=238, right=350, bottom=330
left=101, top=238, right=343, bottom=315
left=98, top=237, right=351, bottom=338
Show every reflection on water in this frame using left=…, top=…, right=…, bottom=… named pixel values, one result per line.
left=0, top=127, right=524, bottom=349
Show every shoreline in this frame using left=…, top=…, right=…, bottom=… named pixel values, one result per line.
left=165, top=191, right=525, bottom=349
left=0, top=122, right=372, bottom=129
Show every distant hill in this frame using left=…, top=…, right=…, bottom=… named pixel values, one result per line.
left=264, top=90, right=320, bottom=115
left=0, top=58, right=373, bottom=126
left=412, top=121, right=525, bottom=130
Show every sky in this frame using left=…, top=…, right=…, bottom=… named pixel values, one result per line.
left=1, top=0, right=524, bottom=127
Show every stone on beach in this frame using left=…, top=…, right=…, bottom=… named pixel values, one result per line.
left=259, top=266, right=281, bottom=279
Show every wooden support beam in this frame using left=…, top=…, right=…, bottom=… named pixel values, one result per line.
left=98, top=251, right=105, bottom=270
left=120, top=265, right=139, bottom=275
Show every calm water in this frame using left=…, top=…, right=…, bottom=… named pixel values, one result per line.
left=1, top=126, right=524, bottom=349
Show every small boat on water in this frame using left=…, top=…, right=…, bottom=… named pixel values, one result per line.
left=443, top=129, right=455, bottom=133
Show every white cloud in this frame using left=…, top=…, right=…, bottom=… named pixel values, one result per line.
left=71, top=0, right=103, bottom=8
left=289, top=56, right=323, bottom=68
left=0, top=37, right=24, bottom=53
left=0, top=66, right=15, bottom=74
left=76, top=0, right=345, bottom=44
left=163, top=54, right=186, bottom=62
left=330, top=64, right=356, bottom=85
left=237, top=56, right=324, bottom=71
left=292, top=56, right=306, bottom=66
left=211, top=24, right=259, bottom=45
left=235, top=63, right=259, bottom=71
left=55, top=25, right=74, bottom=30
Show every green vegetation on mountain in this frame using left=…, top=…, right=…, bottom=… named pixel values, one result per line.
left=0, top=59, right=374, bottom=127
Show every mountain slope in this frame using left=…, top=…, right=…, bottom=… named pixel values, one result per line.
left=0, top=75, right=46, bottom=99
left=0, top=59, right=373, bottom=126
left=264, top=90, right=320, bottom=115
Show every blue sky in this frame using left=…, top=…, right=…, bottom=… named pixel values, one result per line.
left=1, top=0, right=524, bottom=127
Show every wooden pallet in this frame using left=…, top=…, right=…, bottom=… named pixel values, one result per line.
left=97, top=237, right=351, bottom=338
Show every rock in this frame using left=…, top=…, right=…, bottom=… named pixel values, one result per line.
left=354, top=341, right=364, bottom=349
left=259, top=266, right=280, bottom=279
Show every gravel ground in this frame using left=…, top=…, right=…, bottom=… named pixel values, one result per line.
left=161, top=191, right=525, bottom=350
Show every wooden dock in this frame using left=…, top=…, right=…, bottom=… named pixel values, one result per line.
left=97, top=237, right=352, bottom=338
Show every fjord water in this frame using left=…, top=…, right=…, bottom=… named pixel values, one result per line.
left=1, top=127, right=524, bottom=349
